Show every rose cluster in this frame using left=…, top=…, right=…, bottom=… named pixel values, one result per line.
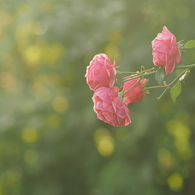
left=85, top=26, right=182, bottom=127
left=85, top=54, right=147, bottom=127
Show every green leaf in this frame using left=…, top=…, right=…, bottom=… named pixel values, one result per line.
left=183, top=40, right=195, bottom=48
left=170, top=81, right=182, bottom=102
left=155, top=68, right=165, bottom=85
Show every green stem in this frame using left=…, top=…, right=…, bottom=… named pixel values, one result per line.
left=123, top=75, right=141, bottom=81
left=118, top=63, right=194, bottom=99
left=156, top=68, right=188, bottom=100
left=119, top=63, right=195, bottom=77
left=119, top=67, right=159, bottom=80
left=181, top=47, right=195, bottom=50
left=139, top=67, right=158, bottom=73
left=122, top=78, right=141, bottom=96
left=157, top=88, right=168, bottom=100
left=123, top=70, right=158, bottom=82
left=176, top=63, right=195, bottom=69
left=120, top=63, right=195, bottom=83
left=168, top=68, right=188, bottom=86
left=147, top=85, right=168, bottom=90
left=117, top=71, right=138, bottom=74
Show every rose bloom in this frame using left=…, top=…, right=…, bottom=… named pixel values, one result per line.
left=92, top=87, right=131, bottom=127
left=85, top=54, right=116, bottom=91
left=152, top=26, right=182, bottom=75
left=123, top=77, right=148, bottom=105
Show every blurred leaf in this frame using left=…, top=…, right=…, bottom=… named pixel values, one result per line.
left=155, top=68, right=165, bottom=85
left=170, top=81, right=182, bottom=102
left=183, top=40, right=195, bottom=48
left=177, top=40, right=184, bottom=48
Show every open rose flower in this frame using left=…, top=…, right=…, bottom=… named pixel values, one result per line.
left=85, top=54, right=116, bottom=91
left=123, top=77, right=148, bottom=105
left=152, top=26, right=182, bottom=75
left=92, top=87, right=131, bottom=127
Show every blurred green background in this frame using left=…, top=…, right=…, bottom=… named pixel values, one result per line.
left=1, top=0, right=195, bottom=194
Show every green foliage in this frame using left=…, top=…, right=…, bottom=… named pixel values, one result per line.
left=155, top=68, right=165, bottom=85
left=184, top=40, right=195, bottom=48
left=170, top=81, right=182, bottom=102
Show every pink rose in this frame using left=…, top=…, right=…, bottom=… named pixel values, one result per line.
left=85, top=54, right=116, bottom=91
left=152, top=26, right=182, bottom=75
left=92, top=87, right=131, bottom=127
left=123, top=77, right=148, bottom=105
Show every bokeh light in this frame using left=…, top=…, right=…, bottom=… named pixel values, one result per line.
left=94, top=128, right=114, bottom=156
left=22, top=128, right=38, bottom=144
left=167, top=173, right=183, bottom=191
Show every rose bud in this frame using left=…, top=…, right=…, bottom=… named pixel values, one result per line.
left=92, top=87, right=131, bottom=127
left=152, top=26, right=182, bottom=75
left=85, top=54, right=116, bottom=91
left=123, top=77, right=148, bottom=105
